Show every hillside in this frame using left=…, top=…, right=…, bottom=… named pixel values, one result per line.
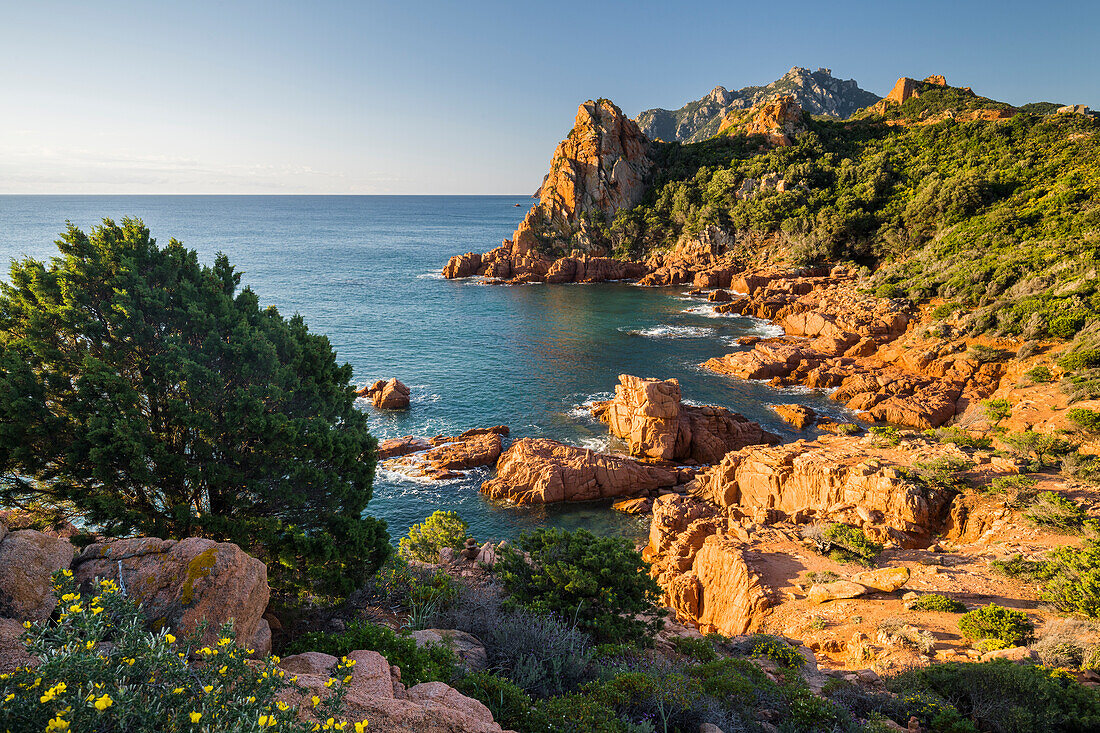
left=636, top=66, right=880, bottom=142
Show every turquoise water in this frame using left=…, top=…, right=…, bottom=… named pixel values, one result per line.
left=0, top=196, right=851, bottom=542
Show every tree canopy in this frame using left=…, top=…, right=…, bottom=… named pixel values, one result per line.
left=0, top=218, right=388, bottom=597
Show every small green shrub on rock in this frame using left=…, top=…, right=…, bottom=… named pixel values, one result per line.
left=0, top=571, right=358, bottom=733
left=1025, top=365, right=1054, bottom=383
left=497, top=527, right=664, bottom=645
left=1059, top=349, right=1100, bottom=372
left=911, top=593, right=967, bottom=613
left=958, top=604, right=1034, bottom=646
left=983, top=398, right=1012, bottom=423
left=810, top=523, right=883, bottom=566
left=399, top=510, right=468, bottom=563
left=1023, top=491, right=1088, bottom=532
left=283, top=620, right=455, bottom=685
left=1068, top=407, right=1100, bottom=433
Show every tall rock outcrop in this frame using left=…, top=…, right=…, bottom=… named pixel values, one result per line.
left=443, top=99, right=653, bottom=282
left=592, top=375, right=779, bottom=463
left=636, top=67, right=880, bottom=142
left=718, top=95, right=807, bottom=146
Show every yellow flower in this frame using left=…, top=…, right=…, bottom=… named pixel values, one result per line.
left=189, top=711, right=202, bottom=723
left=354, top=721, right=369, bottom=733
left=202, top=685, right=213, bottom=693
left=218, top=665, right=227, bottom=675
left=311, top=696, right=320, bottom=707
left=343, top=675, right=352, bottom=683
left=259, top=714, right=277, bottom=727
left=271, top=655, right=280, bottom=664
left=85, top=641, right=95, bottom=650
left=61, top=593, right=77, bottom=602
left=62, top=569, right=72, bottom=577
left=22, top=621, right=31, bottom=629
left=217, top=637, right=231, bottom=646
left=165, top=633, right=176, bottom=644
left=247, top=696, right=256, bottom=703
left=45, top=715, right=69, bottom=731
left=335, top=723, right=347, bottom=731
left=276, top=701, right=289, bottom=711
left=324, top=678, right=336, bottom=688
left=312, top=725, right=320, bottom=732
left=90, top=607, right=104, bottom=616
left=345, top=660, right=356, bottom=667
left=4, top=693, right=14, bottom=702
left=173, top=688, right=184, bottom=694
left=94, top=694, right=113, bottom=711
left=124, top=658, right=135, bottom=666
left=68, top=603, right=83, bottom=614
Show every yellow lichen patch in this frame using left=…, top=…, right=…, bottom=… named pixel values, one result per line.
left=181, top=547, right=218, bottom=606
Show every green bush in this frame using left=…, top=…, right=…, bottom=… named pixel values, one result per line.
left=456, top=674, right=625, bottom=733
left=869, top=426, right=903, bottom=446
left=0, top=220, right=390, bottom=599
left=1023, top=491, right=1088, bottom=532
left=497, top=527, right=665, bottom=646
left=1025, top=365, right=1054, bottom=383
left=283, top=620, right=455, bottom=685
left=1001, top=430, right=1073, bottom=466
left=910, top=593, right=967, bottom=613
left=1068, top=407, right=1100, bottom=433
left=1032, top=540, right=1100, bottom=618
left=0, top=571, right=360, bottom=733
left=399, top=510, right=469, bottom=564
left=925, top=427, right=992, bottom=449
left=983, top=398, right=1013, bottom=423
left=1059, top=350, right=1100, bottom=372
left=889, top=661, right=1100, bottom=733
left=911, top=456, right=973, bottom=491
left=958, top=604, right=1035, bottom=646
left=747, top=634, right=805, bottom=668
left=970, top=345, right=1010, bottom=365
left=671, top=636, right=719, bottom=663
left=810, top=523, right=883, bottom=566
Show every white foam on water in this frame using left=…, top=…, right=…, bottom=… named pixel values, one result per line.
left=567, top=391, right=614, bottom=419
left=747, top=321, right=786, bottom=338
left=417, top=271, right=446, bottom=280
left=578, top=436, right=613, bottom=453
left=620, top=324, right=714, bottom=339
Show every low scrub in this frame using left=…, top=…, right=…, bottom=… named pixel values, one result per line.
left=1068, top=407, right=1100, bottom=433
left=958, top=604, right=1035, bottom=646
left=399, top=510, right=469, bottom=564
left=910, top=593, right=967, bottom=613
left=805, top=523, right=883, bottom=566
left=1023, top=491, right=1089, bottom=532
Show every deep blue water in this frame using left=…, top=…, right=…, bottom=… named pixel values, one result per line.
left=0, top=196, right=851, bottom=542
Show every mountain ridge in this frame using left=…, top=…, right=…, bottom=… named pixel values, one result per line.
left=635, top=66, right=881, bottom=142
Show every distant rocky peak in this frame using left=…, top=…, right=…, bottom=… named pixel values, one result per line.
left=635, top=66, right=881, bottom=143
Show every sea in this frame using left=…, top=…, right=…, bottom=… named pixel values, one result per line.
left=0, top=195, right=852, bottom=543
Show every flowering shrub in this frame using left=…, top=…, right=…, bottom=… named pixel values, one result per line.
left=0, top=571, right=367, bottom=732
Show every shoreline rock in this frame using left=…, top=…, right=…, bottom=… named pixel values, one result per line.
left=383, top=427, right=509, bottom=481
left=480, top=437, right=678, bottom=504
left=359, top=378, right=411, bottom=410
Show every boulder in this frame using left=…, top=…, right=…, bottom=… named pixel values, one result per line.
left=280, top=650, right=507, bottom=733
left=378, top=436, right=432, bottom=459
left=382, top=427, right=508, bottom=480
left=0, top=529, right=75, bottom=621
left=72, top=536, right=270, bottom=654
left=360, top=378, right=411, bottom=410
left=773, top=404, right=815, bottom=430
left=613, top=497, right=653, bottom=514
left=411, top=629, right=487, bottom=673
left=481, top=438, right=677, bottom=504
left=0, top=617, right=35, bottom=673
left=594, top=375, right=778, bottom=463
left=851, top=567, right=910, bottom=592
left=808, top=581, right=868, bottom=604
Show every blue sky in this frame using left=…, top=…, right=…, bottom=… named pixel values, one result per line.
left=1, top=0, right=1096, bottom=194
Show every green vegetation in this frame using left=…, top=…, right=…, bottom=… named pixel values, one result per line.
left=1023, top=491, right=1089, bottom=532
left=911, top=456, right=973, bottom=491
left=0, top=220, right=389, bottom=598
left=497, top=527, right=665, bottom=645
left=999, top=539, right=1100, bottom=618
left=283, top=619, right=456, bottom=685
left=399, top=510, right=469, bottom=563
left=958, top=604, right=1035, bottom=646
left=983, top=398, right=1012, bottom=423
left=910, top=593, right=968, bottom=613
left=0, top=571, right=358, bottom=733
left=1068, top=407, right=1100, bottom=432
left=1025, top=364, right=1054, bottom=383
left=869, top=425, right=903, bottom=446
left=589, top=91, right=1100, bottom=340
left=808, top=523, right=883, bottom=566
left=925, top=427, right=992, bottom=449
left=889, top=661, right=1100, bottom=733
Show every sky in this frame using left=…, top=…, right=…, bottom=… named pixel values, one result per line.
left=1, top=0, right=1097, bottom=195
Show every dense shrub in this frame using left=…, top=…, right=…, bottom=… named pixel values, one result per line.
left=283, top=620, right=455, bottom=685
left=889, top=661, right=1100, bottom=733
left=1032, top=540, right=1100, bottom=618
left=497, top=527, right=665, bottom=645
left=0, top=571, right=359, bottom=732
left=0, top=220, right=389, bottom=598
left=1023, top=491, right=1089, bottom=532
left=958, top=604, right=1035, bottom=646
left=1001, top=430, right=1073, bottom=467
left=806, top=523, right=883, bottom=566
left=910, top=593, right=968, bottom=613
left=746, top=633, right=806, bottom=668
left=455, top=673, right=623, bottom=733
left=926, top=427, right=992, bottom=449
left=878, top=618, right=937, bottom=655
left=911, top=456, right=973, bottom=491
left=869, top=426, right=903, bottom=446
left=983, top=398, right=1012, bottom=423
left=399, top=510, right=468, bottom=564
left=1025, top=365, right=1054, bottom=383
left=1068, top=407, right=1100, bottom=433
left=1059, top=350, right=1100, bottom=372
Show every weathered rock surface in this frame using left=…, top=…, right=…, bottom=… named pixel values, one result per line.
left=481, top=438, right=677, bottom=504
left=72, top=536, right=271, bottom=653
left=774, top=404, right=815, bottom=430
left=379, top=436, right=433, bottom=459
left=280, top=650, right=507, bottom=733
left=852, top=566, right=910, bottom=592
left=719, top=95, right=807, bottom=146
left=383, top=427, right=509, bottom=480
left=695, top=436, right=959, bottom=543
left=644, top=494, right=769, bottom=636
left=360, top=378, right=411, bottom=410
left=593, top=374, right=779, bottom=463
left=638, top=226, right=740, bottom=288
left=411, top=629, right=487, bottom=673
left=702, top=268, right=1006, bottom=429
left=0, top=529, right=75, bottom=621
left=808, top=580, right=868, bottom=604
left=0, top=617, right=35, bottom=673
